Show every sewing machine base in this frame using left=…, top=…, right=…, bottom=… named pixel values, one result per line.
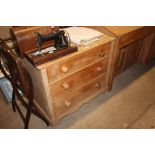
left=25, top=46, right=78, bottom=66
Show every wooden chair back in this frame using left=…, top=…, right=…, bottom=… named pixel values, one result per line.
left=0, top=38, right=29, bottom=97
left=0, top=38, right=49, bottom=128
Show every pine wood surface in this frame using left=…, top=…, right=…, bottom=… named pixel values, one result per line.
left=36, top=35, right=115, bottom=70
left=104, top=26, right=143, bottom=37
left=52, top=74, right=108, bottom=122
left=46, top=42, right=110, bottom=83
left=138, top=32, right=155, bottom=64
left=50, top=58, right=109, bottom=98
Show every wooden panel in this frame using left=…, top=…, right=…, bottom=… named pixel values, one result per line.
left=106, top=39, right=119, bottom=91
left=123, top=39, right=143, bottom=70
left=119, top=27, right=155, bottom=48
left=50, top=58, right=109, bottom=98
left=46, top=42, right=110, bottom=83
left=148, top=37, right=155, bottom=61
left=104, top=26, right=143, bottom=37
left=115, top=47, right=126, bottom=74
left=51, top=74, right=107, bottom=122
left=22, top=58, right=53, bottom=121
left=37, top=35, right=115, bottom=70
left=138, top=33, right=155, bottom=64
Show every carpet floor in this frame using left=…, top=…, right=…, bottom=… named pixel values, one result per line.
left=0, top=61, right=155, bottom=129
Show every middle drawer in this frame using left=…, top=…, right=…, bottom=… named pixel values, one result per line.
left=50, top=57, right=109, bottom=99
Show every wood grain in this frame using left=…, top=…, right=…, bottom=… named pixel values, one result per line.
left=118, top=27, right=155, bottom=48
left=50, top=58, right=108, bottom=98
left=102, top=26, right=155, bottom=76
left=122, top=39, right=143, bottom=70
left=52, top=74, right=107, bottom=122
left=22, top=58, right=53, bottom=121
left=37, top=35, right=115, bottom=69
left=138, top=32, right=155, bottom=64
left=46, top=42, right=110, bottom=83
left=104, top=26, right=143, bottom=37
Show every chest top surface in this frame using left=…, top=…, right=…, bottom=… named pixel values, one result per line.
left=104, top=26, right=143, bottom=37
left=36, top=34, right=115, bottom=70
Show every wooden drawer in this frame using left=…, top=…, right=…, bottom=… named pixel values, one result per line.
left=50, top=58, right=109, bottom=98
left=51, top=74, right=107, bottom=121
left=46, top=42, right=111, bottom=83
left=119, top=27, right=155, bottom=48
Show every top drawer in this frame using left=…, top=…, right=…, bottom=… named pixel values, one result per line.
left=46, top=42, right=111, bottom=83
left=119, top=27, right=155, bottom=48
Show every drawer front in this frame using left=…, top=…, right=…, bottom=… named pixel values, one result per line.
left=119, top=27, right=155, bottom=48
left=51, top=74, right=107, bottom=120
left=46, top=42, right=111, bottom=83
left=50, top=58, right=109, bottom=98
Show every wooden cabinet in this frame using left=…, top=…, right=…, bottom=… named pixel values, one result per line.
left=22, top=34, right=116, bottom=125
left=116, top=39, right=142, bottom=74
left=100, top=26, right=155, bottom=75
left=138, top=32, right=155, bottom=64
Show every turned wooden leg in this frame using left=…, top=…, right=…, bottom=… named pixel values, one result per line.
left=24, top=105, right=32, bottom=129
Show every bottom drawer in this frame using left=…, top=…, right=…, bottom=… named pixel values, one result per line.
left=52, top=74, right=107, bottom=122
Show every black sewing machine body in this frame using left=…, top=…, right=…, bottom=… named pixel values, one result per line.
left=35, top=30, right=69, bottom=51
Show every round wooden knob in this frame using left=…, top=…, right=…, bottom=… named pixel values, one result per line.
left=97, top=66, right=103, bottom=72
left=61, top=65, right=69, bottom=73
left=95, top=83, right=101, bottom=89
left=62, top=83, right=70, bottom=90
left=99, top=52, right=105, bottom=57
left=64, top=101, right=71, bottom=107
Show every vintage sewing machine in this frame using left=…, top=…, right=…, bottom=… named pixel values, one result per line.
left=10, top=26, right=77, bottom=66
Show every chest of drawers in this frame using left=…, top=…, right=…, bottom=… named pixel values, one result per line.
left=22, top=34, right=116, bottom=125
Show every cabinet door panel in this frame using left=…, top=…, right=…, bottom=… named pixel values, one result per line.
left=148, top=35, right=155, bottom=62
left=123, top=39, right=142, bottom=70
left=115, top=39, right=142, bottom=75
left=115, top=47, right=126, bottom=74
left=138, top=33, right=155, bottom=64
